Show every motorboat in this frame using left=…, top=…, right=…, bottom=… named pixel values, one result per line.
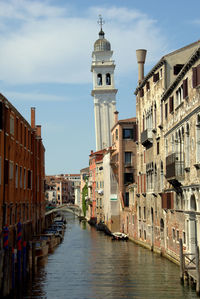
left=112, top=232, right=128, bottom=241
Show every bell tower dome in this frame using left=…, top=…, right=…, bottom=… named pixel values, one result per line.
left=91, top=15, right=117, bottom=151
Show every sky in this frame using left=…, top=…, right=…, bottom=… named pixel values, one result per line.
left=0, top=0, right=200, bottom=175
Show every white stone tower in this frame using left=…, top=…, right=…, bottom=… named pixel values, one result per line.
left=91, top=15, right=117, bottom=151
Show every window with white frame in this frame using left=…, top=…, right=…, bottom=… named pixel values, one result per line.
left=125, top=152, right=132, bottom=165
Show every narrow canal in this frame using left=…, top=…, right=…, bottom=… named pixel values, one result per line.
left=22, top=213, right=198, bottom=299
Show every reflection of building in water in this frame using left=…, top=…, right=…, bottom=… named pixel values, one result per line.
left=91, top=16, right=117, bottom=151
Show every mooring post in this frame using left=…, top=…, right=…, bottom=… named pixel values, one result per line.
left=179, top=238, right=184, bottom=283
left=195, top=245, right=200, bottom=295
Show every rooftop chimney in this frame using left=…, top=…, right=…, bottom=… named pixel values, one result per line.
left=136, top=49, right=147, bottom=84
left=114, top=111, right=119, bottom=124
left=31, top=107, right=35, bottom=129
left=36, top=125, right=41, bottom=138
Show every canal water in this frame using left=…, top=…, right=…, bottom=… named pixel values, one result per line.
left=22, top=213, right=198, bottom=299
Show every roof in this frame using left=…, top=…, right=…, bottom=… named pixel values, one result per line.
left=134, top=40, right=200, bottom=95
left=111, top=117, right=137, bottom=131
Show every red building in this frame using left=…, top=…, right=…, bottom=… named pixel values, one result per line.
left=0, top=93, right=45, bottom=248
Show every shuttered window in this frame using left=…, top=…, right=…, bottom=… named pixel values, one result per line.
left=0, top=156, right=1, bottom=184
left=193, top=65, right=200, bottom=88
left=139, top=88, right=144, bottom=97
left=161, top=193, right=174, bottom=209
left=153, top=72, right=159, bottom=83
left=169, top=96, right=174, bottom=113
left=165, top=103, right=168, bottom=119
left=183, top=78, right=188, bottom=98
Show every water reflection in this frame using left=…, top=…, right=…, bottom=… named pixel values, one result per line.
left=21, top=213, right=198, bottom=299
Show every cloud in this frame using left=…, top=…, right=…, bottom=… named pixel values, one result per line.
left=2, top=91, right=69, bottom=102
left=0, top=2, right=169, bottom=85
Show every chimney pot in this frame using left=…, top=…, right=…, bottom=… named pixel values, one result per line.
left=136, top=49, right=147, bottom=84
left=31, top=107, right=35, bottom=129
left=36, top=125, right=41, bottom=138
left=114, top=111, right=119, bottom=124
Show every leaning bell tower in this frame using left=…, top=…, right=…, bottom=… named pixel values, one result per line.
left=91, top=15, right=117, bottom=151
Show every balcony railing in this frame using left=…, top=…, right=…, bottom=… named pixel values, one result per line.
left=141, top=129, right=153, bottom=147
left=166, top=152, right=184, bottom=180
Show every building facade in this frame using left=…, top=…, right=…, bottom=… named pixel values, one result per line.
left=134, top=41, right=200, bottom=260
left=0, top=95, right=45, bottom=249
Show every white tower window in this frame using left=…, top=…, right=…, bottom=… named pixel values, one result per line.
left=97, top=74, right=102, bottom=86
left=106, top=73, right=111, bottom=85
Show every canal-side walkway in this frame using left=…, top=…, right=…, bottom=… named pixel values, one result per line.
left=21, top=213, right=198, bottom=299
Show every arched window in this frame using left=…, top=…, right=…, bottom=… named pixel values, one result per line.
left=97, top=74, right=102, bottom=86
left=186, top=123, right=190, bottom=168
left=106, top=73, right=111, bottom=85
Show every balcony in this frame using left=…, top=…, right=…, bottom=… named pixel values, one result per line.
left=166, top=153, right=184, bottom=179
left=166, top=153, right=184, bottom=192
left=141, top=129, right=153, bottom=147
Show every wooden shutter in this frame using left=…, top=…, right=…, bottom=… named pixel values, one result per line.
left=193, top=67, right=197, bottom=88
left=137, top=176, right=140, bottom=193
left=197, top=64, right=200, bottom=86
left=167, top=192, right=174, bottom=209
left=140, top=88, right=144, bottom=97
left=183, top=78, right=188, bottom=98
left=153, top=72, right=159, bottom=83
left=169, top=96, right=174, bottom=113
left=161, top=193, right=167, bottom=209
left=140, top=175, right=143, bottom=193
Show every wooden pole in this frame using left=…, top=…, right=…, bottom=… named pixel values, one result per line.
left=179, top=238, right=184, bottom=283
left=195, top=245, right=200, bottom=295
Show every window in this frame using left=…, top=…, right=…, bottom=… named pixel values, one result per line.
left=123, top=128, right=133, bottom=139
left=157, top=142, right=159, bottom=155
left=20, top=166, right=22, bottom=188
left=139, top=206, right=141, bottom=219
left=144, top=207, right=146, bottom=220
left=125, top=152, right=132, bottom=165
left=172, top=228, right=175, bottom=240
left=10, top=115, right=14, bottom=136
left=165, top=103, right=168, bottom=119
left=153, top=72, right=159, bottom=83
left=146, top=81, right=150, bottom=91
left=124, top=173, right=133, bottom=184
left=0, top=102, right=3, bottom=130
left=139, top=88, right=144, bottom=97
left=4, top=160, right=9, bottom=184
left=192, top=64, right=200, bottom=88
left=116, top=129, right=118, bottom=140
left=9, top=161, right=13, bottom=180
left=124, top=192, right=129, bottom=207
left=24, top=168, right=26, bottom=189
left=97, top=74, right=102, bottom=86
left=169, top=96, right=174, bottom=113
left=106, top=73, right=111, bottom=85
left=174, top=64, right=183, bottom=75
left=183, top=78, right=188, bottom=98
left=15, top=165, right=18, bottom=188
left=27, top=170, right=32, bottom=189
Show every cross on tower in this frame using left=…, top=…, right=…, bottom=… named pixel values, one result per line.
left=97, top=15, right=105, bottom=31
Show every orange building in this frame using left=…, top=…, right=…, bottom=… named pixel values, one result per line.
left=0, top=93, right=45, bottom=248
